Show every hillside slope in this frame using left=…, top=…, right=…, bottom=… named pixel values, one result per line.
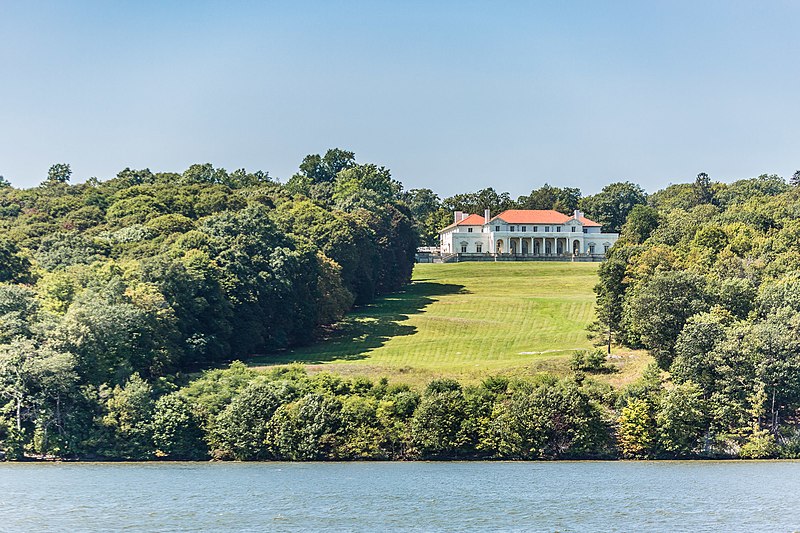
left=252, top=262, right=648, bottom=384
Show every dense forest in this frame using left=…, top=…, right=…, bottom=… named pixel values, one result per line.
left=2, top=150, right=800, bottom=460
left=0, top=150, right=419, bottom=459
left=596, top=171, right=800, bottom=458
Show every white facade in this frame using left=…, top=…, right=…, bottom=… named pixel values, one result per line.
left=438, top=209, right=619, bottom=258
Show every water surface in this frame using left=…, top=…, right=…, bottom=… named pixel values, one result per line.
left=1, top=461, right=798, bottom=532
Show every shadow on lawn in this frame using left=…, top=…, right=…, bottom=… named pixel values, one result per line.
left=250, top=281, right=465, bottom=365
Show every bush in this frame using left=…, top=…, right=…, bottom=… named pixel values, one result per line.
left=570, top=350, right=614, bottom=374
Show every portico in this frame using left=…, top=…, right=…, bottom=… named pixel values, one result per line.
left=497, top=235, right=574, bottom=256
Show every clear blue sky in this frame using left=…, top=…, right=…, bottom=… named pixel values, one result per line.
left=1, top=1, right=798, bottom=196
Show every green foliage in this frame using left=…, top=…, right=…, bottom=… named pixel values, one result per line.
left=517, top=184, right=581, bottom=213
left=620, top=204, right=660, bottom=244
left=693, top=172, right=716, bottom=206
left=411, top=387, right=468, bottom=458
left=212, top=379, right=301, bottom=460
left=656, top=382, right=706, bottom=456
left=617, top=398, right=657, bottom=458
left=297, top=149, right=356, bottom=184
left=579, top=181, right=647, bottom=233
left=153, top=393, right=207, bottom=460
left=0, top=338, right=78, bottom=455
left=0, top=150, right=420, bottom=459
left=603, top=169, right=800, bottom=458
left=491, top=381, right=610, bottom=459
left=6, top=152, right=800, bottom=461
left=99, top=373, right=155, bottom=459
left=625, top=270, right=710, bottom=368
left=443, top=187, right=516, bottom=216
left=46, top=163, right=72, bottom=184
left=0, top=238, right=31, bottom=283
left=570, top=350, right=614, bottom=374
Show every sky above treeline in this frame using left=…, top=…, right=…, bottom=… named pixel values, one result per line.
left=1, top=1, right=799, bottom=196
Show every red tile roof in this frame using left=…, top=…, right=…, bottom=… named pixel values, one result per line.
left=440, top=213, right=486, bottom=231
left=577, top=215, right=601, bottom=227
left=491, top=209, right=601, bottom=227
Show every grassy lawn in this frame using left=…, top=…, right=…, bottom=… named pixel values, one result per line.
left=250, top=262, right=650, bottom=386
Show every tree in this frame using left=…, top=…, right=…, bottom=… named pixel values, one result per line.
left=790, top=170, right=800, bottom=187
left=693, top=172, right=715, bottom=205
left=656, top=381, right=706, bottom=456
left=625, top=270, right=710, bottom=368
left=579, top=182, right=647, bottom=233
left=617, top=398, right=657, bottom=458
left=0, top=285, right=41, bottom=343
left=46, top=163, right=72, bottom=184
left=152, top=393, right=207, bottom=460
left=620, top=204, right=660, bottom=244
left=492, top=382, right=608, bottom=459
left=0, top=239, right=32, bottom=284
left=53, top=285, right=176, bottom=385
left=443, top=187, right=515, bottom=216
left=212, top=379, right=299, bottom=460
left=298, top=148, right=356, bottom=184
left=333, top=164, right=402, bottom=207
left=589, top=249, right=630, bottom=352
left=517, top=184, right=581, bottom=214
left=100, top=373, right=155, bottom=459
left=0, top=338, right=77, bottom=452
left=403, top=188, right=446, bottom=245
left=267, top=392, right=343, bottom=460
left=670, top=312, right=730, bottom=395
left=411, top=381, right=467, bottom=458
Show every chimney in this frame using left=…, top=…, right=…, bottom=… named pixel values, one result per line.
left=454, top=211, right=463, bottom=224
left=484, top=208, right=491, bottom=224
left=574, top=209, right=582, bottom=221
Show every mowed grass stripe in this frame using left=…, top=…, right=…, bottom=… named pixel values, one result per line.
left=250, top=261, right=600, bottom=374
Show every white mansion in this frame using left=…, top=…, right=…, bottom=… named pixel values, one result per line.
left=438, top=209, right=619, bottom=259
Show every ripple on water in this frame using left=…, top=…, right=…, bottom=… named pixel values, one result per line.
left=1, top=461, right=800, bottom=532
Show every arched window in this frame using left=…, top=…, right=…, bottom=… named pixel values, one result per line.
left=460, top=241, right=468, bottom=253
left=476, top=243, right=483, bottom=253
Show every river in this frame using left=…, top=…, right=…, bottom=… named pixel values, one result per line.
left=1, top=461, right=798, bottom=532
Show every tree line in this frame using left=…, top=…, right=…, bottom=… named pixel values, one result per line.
left=3, top=149, right=800, bottom=460
left=0, top=150, right=417, bottom=458
left=595, top=171, right=800, bottom=458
